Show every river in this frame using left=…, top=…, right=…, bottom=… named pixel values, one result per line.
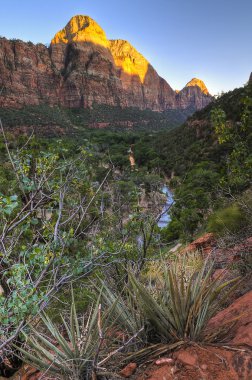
left=137, top=185, right=174, bottom=249
left=157, top=185, right=174, bottom=228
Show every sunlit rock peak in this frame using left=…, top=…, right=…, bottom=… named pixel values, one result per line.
left=51, top=15, right=150, bottom=83
left=185, top=78, right=209, bottom=94
left=109, top=39, right=149, bottom=83
left=51, top=15, right=109, bottom=47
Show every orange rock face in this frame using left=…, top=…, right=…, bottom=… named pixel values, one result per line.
left=0, top=15, right=212, bottom=112
left=185, top=78, right=210, bottom=94
left=182, top=232, right=216, bottom=254
left=51, top=15, right=109, bottom=47
left=207, top=290, right=252, bottom=347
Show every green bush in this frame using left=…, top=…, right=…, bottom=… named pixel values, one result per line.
left=207, top=204, right=245, bottom=235
left=46, top=284, right=94, bottom=323
left=161, top=219, right=181, bottom=242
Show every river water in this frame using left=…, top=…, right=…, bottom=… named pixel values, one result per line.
left=157, top=185, right=174, bottom=228
left=137, top=185, right=174, bottom=249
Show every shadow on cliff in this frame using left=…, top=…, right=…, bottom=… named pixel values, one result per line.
left=47, top=39, right=176, bottom=110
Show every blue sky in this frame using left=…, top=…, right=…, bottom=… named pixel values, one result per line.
left=0, top=0, right=251, bottom=95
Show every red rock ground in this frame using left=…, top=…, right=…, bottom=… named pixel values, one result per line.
left=136, top=345, right=252, bottom=380
left=135, top=290, right=252, bottom=379
left=183, top=233, right=252, bottom=266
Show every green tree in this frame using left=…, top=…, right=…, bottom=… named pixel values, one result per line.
left=211, top=98, right=252, bottom=189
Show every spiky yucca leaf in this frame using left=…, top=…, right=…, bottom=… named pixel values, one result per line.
left=15, top=290, right=108, bottom=380
left=95, top=279, right=144, bottom=340
left=130, top=258, right=239, bottom=342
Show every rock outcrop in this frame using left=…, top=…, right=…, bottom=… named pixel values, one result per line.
left=207, top=290, right=252, bottom=347
left=0, top=15, right=212, bottom=112
left=0, top=38, right=59, bottom=108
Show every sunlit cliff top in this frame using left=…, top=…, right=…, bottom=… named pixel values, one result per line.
left=109, top=39, right=149, bottom=82
left=51, top=16, right=210, bottom=89
left=185, top=78, right=209, bottom=94
left=51, top=15, right=150, bottom=83
left=51, top=15, right=109, bottom=47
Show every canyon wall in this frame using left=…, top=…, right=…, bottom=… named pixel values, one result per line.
left=0, top=15, right=212, bottom=111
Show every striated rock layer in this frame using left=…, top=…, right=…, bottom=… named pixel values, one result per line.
left=0, top=15, right=212, bottom=111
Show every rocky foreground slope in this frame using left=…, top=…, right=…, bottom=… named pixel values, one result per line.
left=10, top=234, right=252, bottom=380
left=0, top=15, right=212, bottom=112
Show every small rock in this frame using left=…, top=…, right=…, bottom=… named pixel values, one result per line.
left=201, top=364, right=208, bottom=371
left=169, top=243, right=182, bottom=253
left=171, top=366, right=179, bottom=374
left=119, top=362, right=137, bottom=378
left=175, top=350, right=198, bottom=367
left=182, top=233, right=216, bottom=255
left=156, top=358, right=174, bottom=365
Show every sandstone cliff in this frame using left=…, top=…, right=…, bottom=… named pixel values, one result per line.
left=176, top=78, right=212, bottom=110
left=0, top=15, right=212, bottom=112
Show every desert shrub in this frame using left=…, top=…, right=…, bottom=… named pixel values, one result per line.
left=238, top=250, right=252, bottom=275
left=207, top=204, right=246, bottom=236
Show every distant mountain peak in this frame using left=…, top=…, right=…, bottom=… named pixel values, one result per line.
left=51, top=15, right=108, bottom=47
left=176, top=78, right=212, bottom=110
left=185, top=78, right=209, bottom=95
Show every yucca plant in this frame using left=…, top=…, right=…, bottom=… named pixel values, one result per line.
left=96, top=279, right=144, bottom=341
left=129, top=257, right=239, bottom=343
left=16, top=290, right=118, bottom=380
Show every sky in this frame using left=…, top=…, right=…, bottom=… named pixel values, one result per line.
left=0, top=0, right=251, bottom=95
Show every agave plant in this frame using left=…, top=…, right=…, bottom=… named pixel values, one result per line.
left=16, top=290, right=117, bottom=380
left=129, top=257, right=239, bottom=343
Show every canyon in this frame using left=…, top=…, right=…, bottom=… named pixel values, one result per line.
left=0, top=15, right=212, bottom=112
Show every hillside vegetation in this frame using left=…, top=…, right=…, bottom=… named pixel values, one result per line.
left=0, top=103, right=194, bottom=133
left=134, top=82, right=252, bottom=240
left=0, top=81, right=251, bottom=379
